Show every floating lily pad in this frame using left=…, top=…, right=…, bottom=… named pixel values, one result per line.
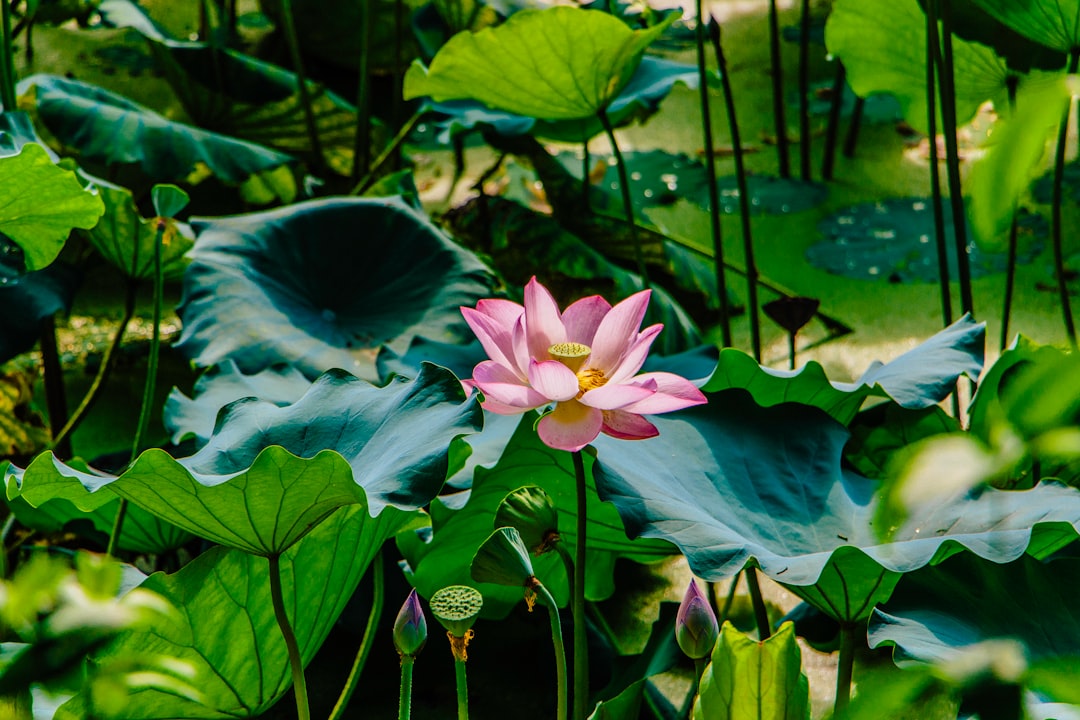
left=592, top=389, right=1080, bottom=623
left=809, top=198, right=1046, bottom=283
left=176, top=196, right=495, bottom=379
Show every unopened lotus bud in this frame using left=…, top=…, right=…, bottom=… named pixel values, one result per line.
left=393, top=589, right=427, bottom=658
left=676, top=579, right=718, bottom=660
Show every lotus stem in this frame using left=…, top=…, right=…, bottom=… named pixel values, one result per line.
left=768, top=0, right=790, bottom=178
left=0, top=512, right=15, bottom=578
left=582, top=136, right=591, bottom=212
left=787, top=331, right=796, bottom=369
left=925, top=0, right=953, bottom=329
left=822, top=62, right=846, bottom=180
left=353, top=0, right=372, bottom=182
left=49, top=283, right=136, bottom=454
left=398, top=656, right=414, bottom=720
left=352, top=110, right=424, bottom=195
left=842, top=97, right=864, bottom=158
left=328, top=549, right=385, bottom=720
left=571, top=450, right=588, bottom=720
left=278, top=0, right=325, bottom=174
left=798, top=0, right=811, bottom=180
left=709, top=20, right=759, bottom=360
left=718, top=572, right=740, bottom=625
left=1001, top=78, right=1020, bottom=351
left=693, top=656, right=708, bottom=699
left=744, top=568, right=771, bottom=640
left=0, top=0, right=14, bottom=112
left=1051, top=49, right=1080, bottom=349
left=454, top=654, right=469, bottom=720
left=38, top=315, right=70, bottom=460
left=534, top=580, right=569, bottom=720
left=834, top=622, right=856, bottom=718
left=694, top=0, right=732, bottom=347
left=391, top=0, right=404, bottom=154
left=597, top=107, right=650, bottom=289
left=269, top=553, right=310, bottom=720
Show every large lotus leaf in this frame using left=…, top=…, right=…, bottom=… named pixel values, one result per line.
left=826, top=0, right=1013, bottom=134
left=0, top=142, right=104, bottom=271
left=404, top=7, right=676, bottom=120
left=428, top=56, right=698, bottom=143
left=703, top=315, right=984, bottom=426
left=970, top=0, right=1080, bottom=54
left=89, top=182, right=194, bottom=281
left=175, top=196, right=495, bottom=379
left=967, top=337, right=1063, bottom=444
left=592, top=389, right=1080, bottom=622
left=56, top=504, right=416, bottom=719
left=398, top=414, right=678, bottom=618
left=164, top=361, right=313, bottom=447
left=693, top=621, right=809, bottom=720
left=917, top=0, right=1066, bottom=72
left=13, top=365, right=479, bottom=555
left=19, top=74, right=295, bottom=186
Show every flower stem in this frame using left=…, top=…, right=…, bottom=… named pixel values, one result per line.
left=693, top=656, right=708, bottom=698
left=822, top=61, right=846, bottom=180
left=398, top=655, right=414, bottom=720
left=278, top=0, right=325, bottom=174
left=0, top=0, right=14, bottom=112
left=744, top=567, right=771, bottom=640
left=571, top=450, right=588, bottom=720
left=718, top=572, right=740, bottom=625
left=768, top=0, right=790, bottom=178
left=352, top=0, right=372, bottom=182
left=329, top=549, right=385, bottom=720
left=925, top=0, right=953, bottom=329
left=596, top=107, right=649, bottom=289
left=38, top=315, right=70, bottom=459
left=1051, top=49, right=1080, bottom=349
left=352, top=110, right=424, bottom=195
left=798, top=0, right=811, bottom=181
left=834, top=622, right=856, bottom=718
left=535, top=581, right=568, bottom=720
left=269, top=553, right=311, bottom=720
left=694, top=0, right=732, bottom=347
left=454, top=656, right=469, bottom=720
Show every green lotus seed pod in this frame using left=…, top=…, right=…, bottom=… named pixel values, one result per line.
left=471, top=527, right=535, bottom=588
left=494, top=486, right=560, bottom=556
left=430, top=585, right=484, bottom=638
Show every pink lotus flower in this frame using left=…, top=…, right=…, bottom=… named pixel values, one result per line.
left=461, top=277, right=707, bottom=452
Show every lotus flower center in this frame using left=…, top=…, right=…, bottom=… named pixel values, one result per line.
left=549, top=342, right=591, bottom=372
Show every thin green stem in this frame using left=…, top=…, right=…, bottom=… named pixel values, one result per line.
left=693, top=656, right=707, bottom=699
left=278, top=0, right=325, bottom=174
left=38, top=315, right=70, bottom=459
left=352, top=110, right=424, bottom=195
left=1001, top=78, right=1020, bottom=352
left=597, top=107, right=649, bottom=289
left=768, top=0, right=789, bottom=177
left=842, top=97, right=864, bottom=158
left=0, top=512, right=16, bottom=579
left=571, top=450, right=588, bottom=720
left=744, top=568, right=771, bottom=640
left=398, top=655, right=414, bottom=720
left=798, top=0, right=811, bottom=180
left=270, top=553, right=311, bottom=720
left=329, top=549, right=385, bottom=720
left=787, top=331, right=796, bottom=370
left=352, top=0, right=372, bottom=182
left=926, top=0, right=953, bottom=328
left=454, top=658, right=468, bottom=720
left=582, top=137, right=591, bottom=213
left=555, top=542, right=575, bottom=603
left=709, top=20, right=759, bottom=359
left=834, top=623, right=856, bottom=718
left=535, top=581, right=568, bottom=720
left=718, top=572, right=740, bottom=625
left=695, top=1, right=732, bottom=346
left=0, top=0, right=15, bottom=111
left=1052, top=49, right=1080, bottom=349
left=822, top=62, right=846, bottom=180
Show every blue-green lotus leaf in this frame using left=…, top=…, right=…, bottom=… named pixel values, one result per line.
left=56, top=504, right=418, bottom=719
left=704, top=314, right=984, bottom=425
left=164, top=361, right=313, bottom=447
left=19, top=74, right=295, bottom=185
left=175, top=196, right=495, bottom=379
left=592, top=389, right=1080, bottom=622
left=11, top=364, right=481, bottom=555
left=427, top=56, right=698, bottom=143
left=0, top=261, right=79, bottom=363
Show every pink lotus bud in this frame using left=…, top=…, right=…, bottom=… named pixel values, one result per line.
left=393, top=589, right=427, bottom=657
left=676, top=579, right=718, bottom=660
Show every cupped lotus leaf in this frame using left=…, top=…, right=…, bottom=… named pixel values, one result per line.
left=704, top=314, right=984, bottom=425
left=175, top=196, right=495, bottom=379
left=970, top=0, right=1080, bottom=54
left=89, top=182, right=194, bottom=281
left=826, top=0, right=1013, bottom=134
left=19, top=74, right=295, bottom=187
left=0, top=142, right=104, bottom=271
left=11, top=364, right=481, bottom=555
left=471, top=526, right=536, bottom=587
left=164, top=361, right=313, bottom=447
left=404, top=7, right=677, bottom=120
left=427, top=56, right=699, bottom=143
left=692, top=621, right=809, bottom=720
left=56, top=504, right=417, bottom=719
left=592, top=389, right=1080, bottom=622
left=398, top=414, right=677, bottom=617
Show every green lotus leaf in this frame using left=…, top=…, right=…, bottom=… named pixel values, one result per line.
left=970, top=0, right=1080, bottom=54
left=9, top=364, right=481, bottom=555
left=89, top=182, right=194, bottom=281
left=593, top=389, right=1080, bottom=622
left=56, top=504, right=417, bottom=719
left=826, top=0, right=1013, bottom=134
left=0, top=142, right=103, bottom=271
left=471, top=526, right=535, bottom=587
left=703, top=315, right=984, bottom=425
left=693, top=621, right=809, bottom=720
left=176, top=197, right=495, bottom=379
left=404, top=7, right=676, bottom=120
left=399, top=414, right=677, bottom=617
left=19, top=74, right=295, bottom=188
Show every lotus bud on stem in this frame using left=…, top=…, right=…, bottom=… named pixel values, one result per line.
left=394, top=589, right=427, bottom=720
left=677, top=578, right=719, bottom=700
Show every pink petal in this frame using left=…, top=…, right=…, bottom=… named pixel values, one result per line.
left=579, top=380, right=657, bottom=410
left=511, top=315, right=532, bottom=377
left=600, top=410, right=659, bottom=440
left=474, top=298, right=524, bottom=325
left=606, top=324, right=663, bottom=384
left=619, top=372, right=707, bottom=415
left=528, top=359, right=580, bottom=402
left=561, top=295, right=611, bottom=347
left=524, top=277, right=567, bottom=359
left=462, top=306, right=524, bottom=379
left=537, top=400, right=603, bottom=452
left=589, top=290, right=651, bottom=373
left=473, top=360, right=549, bottom=413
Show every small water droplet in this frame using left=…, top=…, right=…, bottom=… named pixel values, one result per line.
left=912, top=201, right=926, bottom=211
left=630, top=171, right=642, bottom=181
left=607, top=157, right=618, bottom=166
left=919, top=234, right=930, bottom=244
left=868, top=266, right=881, bottom=275
left=873, top=229, right=896, bottom=240
left=643, top=189, right=654, bottom=198
left=660, top=173, right=678, bottom=185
